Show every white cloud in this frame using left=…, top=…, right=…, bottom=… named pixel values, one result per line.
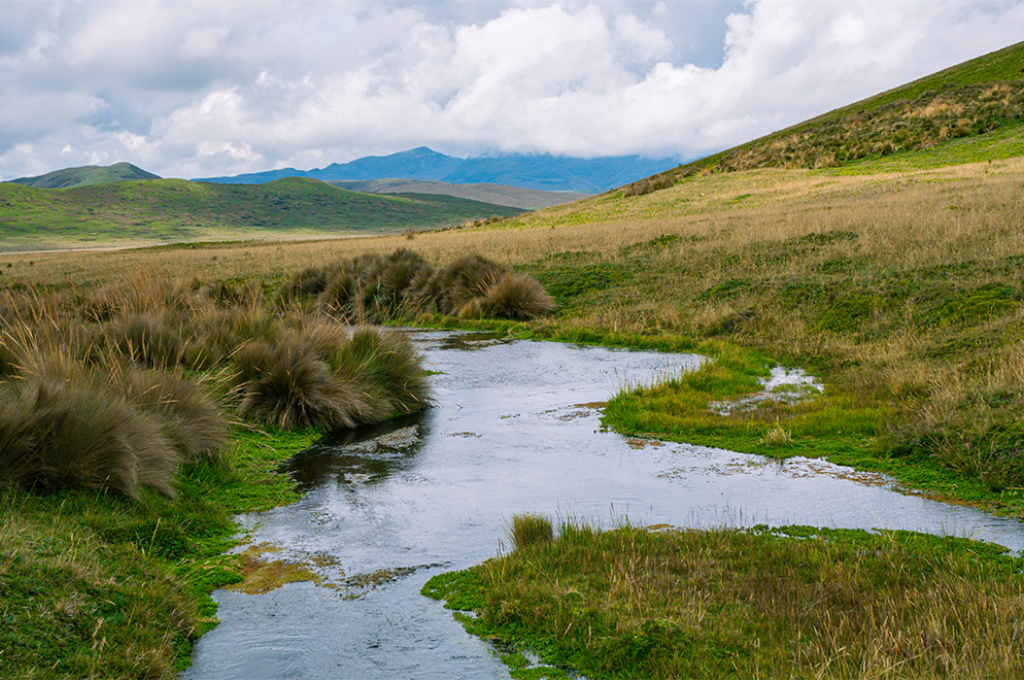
left=1, top=0, right=1022, bottom=180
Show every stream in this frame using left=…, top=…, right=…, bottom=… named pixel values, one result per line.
left=183, top=331, right=1024, bottom=680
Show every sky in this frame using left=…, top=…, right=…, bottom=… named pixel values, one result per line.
left=1, top=0, right=1022, bottom=181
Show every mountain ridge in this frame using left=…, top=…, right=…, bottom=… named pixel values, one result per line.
left=195, top=147, right=680, bottom=193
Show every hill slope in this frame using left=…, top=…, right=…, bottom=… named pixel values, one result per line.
left=7, top=162, right=161, bottom=189
left=0, top=177, right=524, bottom=251
left=327, top=179, right=589, bottom=209
left=197, top=147, right=679, bottom=193
left=621, top=41, right=1024, bottom=195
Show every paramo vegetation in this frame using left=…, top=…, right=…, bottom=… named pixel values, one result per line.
left=0, top=249, right=554, bottom=499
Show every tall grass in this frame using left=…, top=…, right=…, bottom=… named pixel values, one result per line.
left=428, top=520, right=1024, bottom=679
left=281, top=249, right=557, bottom=322
left=0, top=377, right=179, bottom=499
left=0, top=259, right=437, bottom=499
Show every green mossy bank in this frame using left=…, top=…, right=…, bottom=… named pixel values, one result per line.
left=0, top=428, right=317, bottom=679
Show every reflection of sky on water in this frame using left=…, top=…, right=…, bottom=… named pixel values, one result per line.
left=185, top=332, right=1024, bottom=680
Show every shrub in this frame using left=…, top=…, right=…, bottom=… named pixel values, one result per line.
left=482, top=272, right=558, bottom=320
left=0, top=378, right=179, bottom=498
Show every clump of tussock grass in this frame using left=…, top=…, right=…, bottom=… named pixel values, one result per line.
left=228, top=338, right=354, bottom=430
left=0, top=377, right=179, bottom=499
left=482, top=272, right=557, bottom=320
left=203, top=279, right=261, bottom=308
left=283, top=249, right=556, bottom=322
left=105, top=365, right=229, bottom=464
left=507, top=513, right=554, bottom=550
left=329, top=327, right=431, bottom=418
left=225, top=331, right=422, bottom=431
left=427, top=253, right=507, bottom=316
left=351, top=249, right=430, bottom=321
left=103, top=312, right=190, bottom=369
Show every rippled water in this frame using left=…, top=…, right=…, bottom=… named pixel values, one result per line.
left=183, top=331, right=1024, bottom=680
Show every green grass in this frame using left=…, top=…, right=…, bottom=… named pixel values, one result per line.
left=620, top=42, right=1024, bottom=192
left=7, top=162, right=161, bottom=189
left=0, top=177, right=525, bottom=251
left=425, top=519, right=1024, bottom=680
left=822, top=120, right=1024, bottom=173
left=0, top=426, right=319, bottom=679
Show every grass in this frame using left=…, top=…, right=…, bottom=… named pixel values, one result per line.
left=0, top=426, right=320, bottom=680
left=0, top=177, right=525, bottom=251
left=3, top=40, right=1024, bottom=678
left=425, top=518, right=1024, bottom=680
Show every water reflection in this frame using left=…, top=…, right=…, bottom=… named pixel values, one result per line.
left=183, top=331, right=1024, bottom=680
left=282, top=411, right=431, bottom=492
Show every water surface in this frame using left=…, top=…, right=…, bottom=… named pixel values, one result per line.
left=184, top=332, right=1024, bottom=680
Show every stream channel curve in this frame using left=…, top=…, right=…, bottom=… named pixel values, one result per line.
left=183, top=330, right=1024, bottom=680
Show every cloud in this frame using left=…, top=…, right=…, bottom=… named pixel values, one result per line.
left=0, top=0, right=1022, bottom=180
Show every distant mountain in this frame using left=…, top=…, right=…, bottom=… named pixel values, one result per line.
left=8, top=162, right=160, bottom=189
left=327, top=179, right=589, bottom=209
left=196, top=147, right=681, bottom=193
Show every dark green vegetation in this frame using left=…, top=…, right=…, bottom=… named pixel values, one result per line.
left=328, top=178, right=590, bottom=209
left=626, top=40, right=1024, bottom=194
left=0, top=177, right=524, bottom=251
left=7, top=162, right=161, bottom=189
left=426, top=517, right=1024, bottom=679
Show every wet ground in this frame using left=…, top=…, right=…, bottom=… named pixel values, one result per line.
left=183, top=331, right=1024, bottom=680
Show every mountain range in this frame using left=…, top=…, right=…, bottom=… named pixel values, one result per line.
left=194, top=147, right=681, bottom=193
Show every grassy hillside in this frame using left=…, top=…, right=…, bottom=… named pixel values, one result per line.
left=328, top=178, right=590, bottom=209
left=624, top=41, right=1024, bottom=195
left=7, top=162, right=161, bottom=189
left=0, top=177, right=524, bottom=251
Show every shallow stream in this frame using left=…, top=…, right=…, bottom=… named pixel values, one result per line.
left=183, top=331, right=1024, bottom=680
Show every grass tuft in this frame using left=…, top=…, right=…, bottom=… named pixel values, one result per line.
left=507, top=514, right=554, bottom=551
left=0, top=378, right=179, bottom=499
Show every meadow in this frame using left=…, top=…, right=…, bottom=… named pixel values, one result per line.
left=4, top=42, right=1024, bottom=679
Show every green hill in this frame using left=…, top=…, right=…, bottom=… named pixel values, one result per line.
left=623, top=41, right=1024, bottom=195
left=328, top=178, right=590, bottom=209
left=0, top=177, right=525, bottom=251
left=7, top=162, right=161, bottom=189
